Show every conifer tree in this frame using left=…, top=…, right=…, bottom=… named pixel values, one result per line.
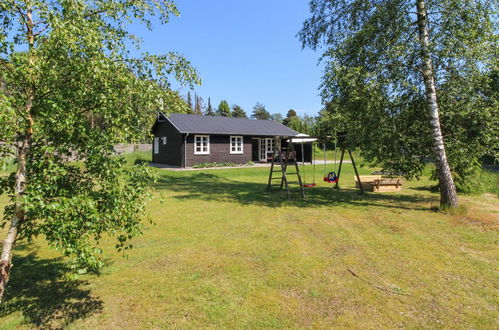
left=232, top=105, right=247, bottom=118
left=251, top=103, right=271, bottom=120
left=194, top=94, right=203, bottom=115
left=216, top=100, right=231, bottom=117
left=205, top=97, right=215, bottom=116
left=186, top=91, right=194, bottom=114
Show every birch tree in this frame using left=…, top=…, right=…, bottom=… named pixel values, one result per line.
left=300, top=0, right=497, bottom=207
left=0, top=0, right=199, bottom=302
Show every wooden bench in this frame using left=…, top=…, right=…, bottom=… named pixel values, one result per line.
left=355, top=175, right=403, bottom=192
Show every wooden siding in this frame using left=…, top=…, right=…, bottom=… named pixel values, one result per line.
left=152, top=119, right=312, bottom=167
left=152, top=120, right=183, bottom=166
left=185, top=135, right=253, bottom=166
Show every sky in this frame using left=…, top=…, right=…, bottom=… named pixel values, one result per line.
left=129, top=0, right=324, bottom=117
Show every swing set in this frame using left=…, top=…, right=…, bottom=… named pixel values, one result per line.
left=266, top=133, right=364, bottom=199
left=300, top=133, right=364, bottom=193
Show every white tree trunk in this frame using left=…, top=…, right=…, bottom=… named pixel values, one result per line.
left=416, top=0, right=458, bottom=207
left=0, top=5, right=35, bottom=303
left=0, top=126, right=31, bottom=303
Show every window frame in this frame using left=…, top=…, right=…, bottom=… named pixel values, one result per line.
left=230, top=136, right=244, bottom=154
left=194, top=135, right=210, bottom=155
left=153, top=137, right=159, bottom=154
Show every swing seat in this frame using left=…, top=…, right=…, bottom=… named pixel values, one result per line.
left=323, top=171, right=338, bottom=183
left=304, top=183, right=316, bottom=188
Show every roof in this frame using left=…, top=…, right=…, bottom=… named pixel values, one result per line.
left=164, top=113, right=299, bottom=137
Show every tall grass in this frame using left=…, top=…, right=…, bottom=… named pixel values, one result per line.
left=463, top=169, right=499, bottom=195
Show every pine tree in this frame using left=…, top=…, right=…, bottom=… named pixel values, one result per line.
left=251, top=103, right=271, bottom=120
left=232, top=105, right=247, bottom=118
left=186, top=91, right=194, bottom=114
left=217, top=100, right=231, bottom=117
left=194, top=93, right=203, bottom=115
left=205, top=97, right=215, bottom=116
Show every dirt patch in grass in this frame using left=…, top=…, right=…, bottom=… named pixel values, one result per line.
left=448, top=194, right=499, bottom=230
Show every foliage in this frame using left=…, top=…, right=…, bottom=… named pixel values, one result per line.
left=191, top=161, right=256, bottom=168
left=186, top=91, right=194, bottom=114
left=192, top=162, right=236, bottom=168
left=456, top=169, right=499, bottom=195
left=270, top=113, right=283, bottom=123
left=205, top=97, right=215, bottom=116
left=0, top=0, right=199, bottom=274
left=194, top=94, right=203, bottom=115
left=282, top=109, right=317, bottom=135
left=231, top=104, right=247, bottom=118
left=299, top=0, right=498, bottom=187
left=216, top=100, right=231, bottom=117
left=250, top=102, right=271, bottom=120
left=282, top=109, right=297, bottom=126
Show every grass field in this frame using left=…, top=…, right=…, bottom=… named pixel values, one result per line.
left=0, top=157, right=497, bottom=329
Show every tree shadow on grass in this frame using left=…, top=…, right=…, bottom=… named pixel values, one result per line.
left=155, top=172, right=437, bottom=211
left=1, top=246, right=103, bottom=329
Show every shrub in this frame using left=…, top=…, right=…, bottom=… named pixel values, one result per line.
left=192, top=161, right=256, bottom=168
left=192, top=162, right=237, bottom=168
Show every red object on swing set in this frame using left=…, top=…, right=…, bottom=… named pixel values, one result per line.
left=323, top=171, right=338, bottom=184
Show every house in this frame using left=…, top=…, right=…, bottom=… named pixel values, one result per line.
left=151, top=113, right=309, bottom=167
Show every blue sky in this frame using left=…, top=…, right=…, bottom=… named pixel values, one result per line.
left=130, top=0, right=324, bottom=117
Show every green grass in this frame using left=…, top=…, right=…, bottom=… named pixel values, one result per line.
left=0, top=159, right=497, bottom=329
left=120, top=150, right=152, bottom=165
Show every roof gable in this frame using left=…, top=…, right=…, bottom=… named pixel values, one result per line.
left=166, top=114, right=299, bottom=136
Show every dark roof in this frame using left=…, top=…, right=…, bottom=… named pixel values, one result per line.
left=165, top=114, right=299, bottom=136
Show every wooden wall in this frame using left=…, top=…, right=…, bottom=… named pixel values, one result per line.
left=152, top=120, right=183, bottom=166
left=185, top=135, right=253, bottom=167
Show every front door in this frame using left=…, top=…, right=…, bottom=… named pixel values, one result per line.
left=258, top=138, right=279, bottom=162
left=259, top=139, right=267, bottom=162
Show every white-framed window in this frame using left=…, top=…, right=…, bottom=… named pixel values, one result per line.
left=230, top=136, right=243, bottom=154
left=194, top=135, right=210, bottom=155
left=154, top=137, right=159, bottom=154
left=161, top=137, right=167, bottom=145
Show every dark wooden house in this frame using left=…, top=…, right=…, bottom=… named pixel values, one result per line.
left=151, top=113, right=305, bottom=167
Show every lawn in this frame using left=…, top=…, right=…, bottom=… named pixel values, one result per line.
left=0, top=160, right=497, bottom=329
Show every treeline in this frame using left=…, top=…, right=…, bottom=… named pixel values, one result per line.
left=183, top=92, right=319, bottom=135
left=184, top=91, right=274, bottom=120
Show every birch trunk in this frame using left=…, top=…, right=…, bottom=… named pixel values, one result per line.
left=0, top=5, right=35, bottom=303
left=416, top=0, right=458, bottom=207
left=0, top=126, right=32, bottom=302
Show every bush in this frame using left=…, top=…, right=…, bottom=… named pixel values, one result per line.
left=192, top=162, right=237, bottom=168
left=192, top=161, right=256, bottom=169
left=457, top=168, right=499, bottom=195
